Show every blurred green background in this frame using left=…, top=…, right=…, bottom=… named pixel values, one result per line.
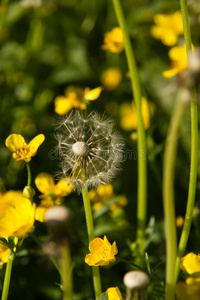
left=1, top=0, right=200, bottom=299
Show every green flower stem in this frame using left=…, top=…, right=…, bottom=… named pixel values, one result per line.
left=111, top=0, right=147, bottom=256
left=81, top=183, right=102, bottom=300
left=163, top=91, right=187, bottom=300
left=1, top=250, right=14, bottom=300
left=175, top=0, right=198, bottom=281
left=61, top=240, right=73, bottom=300
left=26, top=162, right=32, bottom=187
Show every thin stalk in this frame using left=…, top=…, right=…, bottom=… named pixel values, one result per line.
left=163, top=92, right=187, bottom=300
left=175, top=0, right=198, bottom=281
left=26, top=162, right=31, bottom=187
left=81, top=183, right=102, bottom=299
left=61, top=240, right=73, bottom=300
left=111, top=0, right=147, bottom=256
left=1, top=251, right=14, bottom=300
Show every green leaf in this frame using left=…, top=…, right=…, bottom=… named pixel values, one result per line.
left=98, top=292, right=108, bottom=300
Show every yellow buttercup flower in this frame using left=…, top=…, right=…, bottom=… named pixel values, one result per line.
left=0, top=191, right=36, bottom=238
left=35, top=173, right=73, bottom=222
left=55, top=90, right=86, bottom=115
left=106, top=287, right=123, bottom=300
left=85, top=235, right=118, bottom=266
left=5, top=133, right=45, bottom=162
left=151, top=11, right=183, bottom=46
left=54, top=86, right=102, bottom=115
left=120, top=97, right=154, bottom=131
left=100, top=68, right=122, bottom=90
left=89, top=183, right=127, bottom=212
left=162, top=44, right=188, bottom=78
left=102, top=27, right=124, bottom=53
left=180, top=252, right=200, bottom=274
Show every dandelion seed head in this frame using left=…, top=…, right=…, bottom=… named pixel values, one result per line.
left=54, top=110, right=124, bottom=193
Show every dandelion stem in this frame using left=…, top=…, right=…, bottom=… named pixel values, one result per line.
left=163, top=91, right=187, bottom=300
left=111, top=0, right=147, bottom=256
left=175, top=0, right=198, bottom=281
left=26, top=162, right=32, bottom=186
left=1, top=250, right=14, bottom=300
left=81, top=183, right=102, bottom=299
left=61, top=240, right=73, bottom=300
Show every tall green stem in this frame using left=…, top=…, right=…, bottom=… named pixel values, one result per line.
left=163, top=92, right=187, bottom=300
left=1, top=251, right=14, bottom=300
left=175, top=0, right=198, bottom=281
left=81, top=183, right=102, bottom=300
left=111, top=0, right=147, bottom=256
left=61, top=240, right=73, bottom=300
left=26, top=162, right=31, bottom=186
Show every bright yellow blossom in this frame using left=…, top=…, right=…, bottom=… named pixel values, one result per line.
left=102, top=27, right=124, bottom=53
left=120, top=97, right=154, bottom=131
left=89, top=183, right=127, bottom=212
left=54, top=86, right=102, bottom=115
left=5, top=133, right=45, bottom=162
left=162, top=44, right=188, bottom=78
left=85, top=235, right=118, bottom=266
left=100, top=68, right=122, bottom=90
left=180, top=252, right=200, bottom=275
left=106, top=287, right=123, bottom=300
left=55, top=90, right=86, bottom=115
left=151, top=11, right=183, bottom=46
left=0, top=191, right=36, bottom=238
left=35, top=173, right=73, bottom=222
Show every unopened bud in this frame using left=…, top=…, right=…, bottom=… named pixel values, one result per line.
left=123, top=271, right=150, bottom=300
left=23, top=186, right=35, bottom=199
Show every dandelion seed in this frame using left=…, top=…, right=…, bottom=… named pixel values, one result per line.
left=54, top=110, right=123, bottom=192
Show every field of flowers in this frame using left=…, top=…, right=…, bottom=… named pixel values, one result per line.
left=0, top=0, right=200, bottom=299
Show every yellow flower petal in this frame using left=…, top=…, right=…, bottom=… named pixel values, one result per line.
left=89, top=237, right=105, bottom=253
left=54, top=177, right=73, bottom=197
left=102, top=27, right=124, bottom=53
left=0, top=191, right=35, bottom=238
left=84, top=87, right=103, bottom=101
left=162, top=68, right=179, bottom=78
left=5, top=134, right=26, bottom=152
left=36, top=206, right=50, bottom=222
left=35, top=173, right=55, bottom=194
left=120, top=97, right=152, bottom=131
left=28, top=134, right=45, bottom=156
left=85, top=235, right=118, bottom=266
left=106, top=287, right=123, bottom=300
left=0, top=243, right=9, bottom=265
left=100, top=68, right=122, bottom=91
left=54, top=96, right=73, bottom=115
left=151, top=11, right=183, bottom=46
left=5, top=133, right=45, bottom=162
left=180, top=253, right=200, bottom=274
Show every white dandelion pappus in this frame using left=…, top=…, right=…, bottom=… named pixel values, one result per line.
left=55, top=110, right=124, bottom=192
